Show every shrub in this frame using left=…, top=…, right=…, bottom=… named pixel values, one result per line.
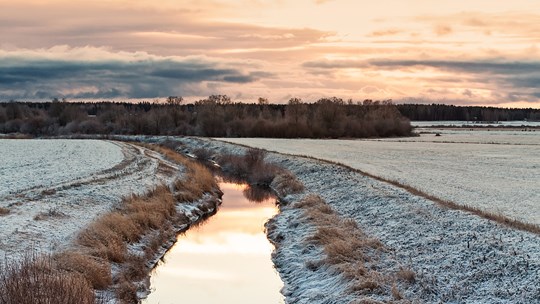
left=193, top=147, right=213, bottom=161
left=248, top=162, right=279, bottom=186
left=271, top=171, right=305, bottom=196
left=245, top=148, right=266, bottom=167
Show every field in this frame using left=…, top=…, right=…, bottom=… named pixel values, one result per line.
left=180, top=135, right=540, bottom=303
left=2, top=134, right=539, bottom=303
left=224, top=129, right=540, bottom=225
left=0, top=139, right=181, bottom=259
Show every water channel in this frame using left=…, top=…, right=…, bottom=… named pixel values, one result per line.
left=142, top=181, right=285, bottom=304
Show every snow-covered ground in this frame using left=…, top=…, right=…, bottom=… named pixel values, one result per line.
left=387, top=128, right=540, bottom=145
left=412, top=121, right=540, bottom=127
left=0, top=139, right=123, bottom=197
left=0, top=139, right=182, bottom=259
left=222, top=131, right=540, bottom=226
left=177, top=137, right=540, bottom=303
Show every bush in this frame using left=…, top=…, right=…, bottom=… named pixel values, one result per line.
left=271, top=171, right=305, bottom=196
left=193, top=147, right=213, bottom=161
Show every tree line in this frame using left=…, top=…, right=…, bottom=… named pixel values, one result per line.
left=397, top=104, right=540, bottom=122
left=0, top=96, right=412, bottom=138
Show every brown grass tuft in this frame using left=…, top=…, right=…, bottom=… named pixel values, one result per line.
left=0, top=207, right=10, bottom=216
left=119, top=254, right=147, bottom=282
left=53, top=251, right=112, bottom=289
left=392, top=283, right=404, bottom=300
left=77, top=221, right=127, bottom=263
left=396, top=267, right=416, bottom=284
left=115, top=280, right=138, bottom=304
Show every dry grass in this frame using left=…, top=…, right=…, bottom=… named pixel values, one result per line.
left=53, top=251, right=112, bottom=290
left=0, top=253, right=97, bottom=304
left=115, top=281, right=138, bottom=304
left=77, top=220, right=128, bottom=263
left=64, top=142, right=219, bottom=303
left=385, top=179, right=540, bottom=235
left=0, top=207, right=10, bottom=216
left=138, top=143, right=217, bottom=201
left=174, top=162, right=216, bottom=201
left=392, top=284, right=404, bottom=300
left=396, top=267, right=415, bottom=284
left=294, top=195, right=411, bottom=301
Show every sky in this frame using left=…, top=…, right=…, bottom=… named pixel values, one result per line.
left=2, top=0, right=540, bottom=107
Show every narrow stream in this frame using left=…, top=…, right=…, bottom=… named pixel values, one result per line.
left=142, top=182, right=285, bottom=304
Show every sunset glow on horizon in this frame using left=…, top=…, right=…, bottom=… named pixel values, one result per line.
left=2, top=0, right=540, bottom=107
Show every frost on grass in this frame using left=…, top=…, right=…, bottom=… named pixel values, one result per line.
left=267, top=194, right=413, bottom=303
left=181, top=137, right=540, bottom=303
left=224, top=132, right=540, bottom=226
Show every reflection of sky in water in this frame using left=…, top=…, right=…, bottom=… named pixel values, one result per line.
left=143, top=182, right=284, bottom=304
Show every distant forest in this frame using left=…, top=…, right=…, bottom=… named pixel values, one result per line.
left=0, top=97, right=412, bottom=138
left=397, top=104, right=540, bottom=121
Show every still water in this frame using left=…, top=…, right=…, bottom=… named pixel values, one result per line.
left=142, top=182, right=285, bottom=304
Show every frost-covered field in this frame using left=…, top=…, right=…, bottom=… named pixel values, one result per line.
left=412, top=120, right=540, bottom=127
left=384, top=128, right=540, bottom=145
left=0, top=139, right=123, bottom=197
left=177, top=137, right=540, bottom=303
left=0, top=139, right=181, bottom=259
left=223, top=131, right=540, bottom=225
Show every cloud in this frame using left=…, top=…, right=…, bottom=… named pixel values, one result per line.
left=434, top=25, right=453, bottom=36
left=415, top=12, right=540, bottom=42
left=0, top=1, right=332, bottom=56
left=302, top=59, right=367, bottom=69
left=369, top=29, right=403, bottom=37
left=0, top=47, right=267, bottom=100
left=368, top=59, right=540, bottom=75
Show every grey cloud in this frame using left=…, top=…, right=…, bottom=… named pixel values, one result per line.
left=370, top=59, right=540, bottom=102
left=0, top=58, right=264, bottom=99
left=368, top=59, right=540, bottom=75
